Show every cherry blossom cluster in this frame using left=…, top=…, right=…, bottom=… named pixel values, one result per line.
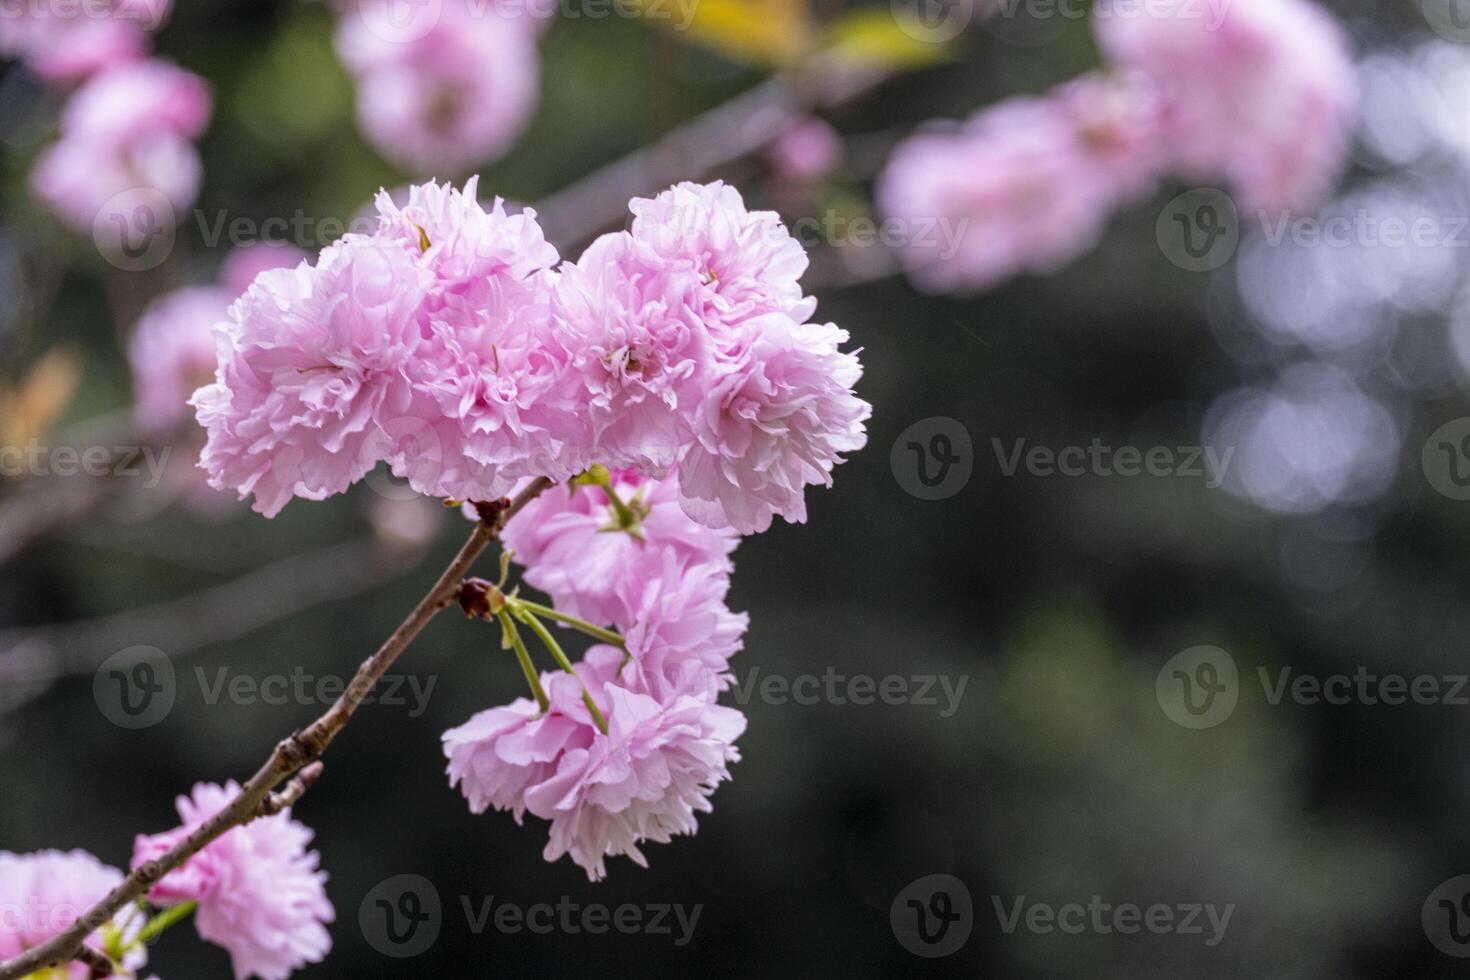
left=2, top=783, right=331, bottom=980
left=3, top=1, right=215, bottom=237
left=193, top=178, right=870, bottom=534
left=332, top=0, right=545, bottom=175
left=445, top=467, right=750, bottom=879
left=878, top=0, right=1355, bottom=291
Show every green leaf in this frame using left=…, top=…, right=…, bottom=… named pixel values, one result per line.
left=822, top=8, right=955, bottom=70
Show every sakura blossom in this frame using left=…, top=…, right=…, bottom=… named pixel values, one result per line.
left=0, top=850, right=148, bottom=979
left=445, top=645, right=745, bottom=880
left=500, top=468, right=739, bottom=627
left=29, top=58, right=211, bottom=233
left=1093, top=0, right=1355, bottom=213
left=132, top=781, right=333, bottom=980
left=334, top=1, right=540, bottom=175
left=0, top=0, right=170, bottom=82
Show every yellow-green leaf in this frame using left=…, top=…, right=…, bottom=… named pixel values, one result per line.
left=823, top=7, right=955, bottom=70
left=631, top=0, right=814, bottom=67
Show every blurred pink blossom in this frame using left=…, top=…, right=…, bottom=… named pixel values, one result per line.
left=30, top=58, right=211, bottom=233
left=0, top=0, right=170, bottom=82
left=1094, top=0, right=1354, bottom=212
left=0, top=850, right=148, bottom=979
left=768, top=117, right=843, bottom=182
left=335, top=2, right=540, bottom=175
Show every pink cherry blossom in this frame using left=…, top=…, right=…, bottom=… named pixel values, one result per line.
left=0, top=850, right=147, bottom=979
left=444, top=646, right=745, bottom=880
left=192, top=234, right=431, bottom=516
left=132, top=782, right=333, bottom=980
left=30, top=58, right=211, bottom=233
left=628, top=181, right=819, bottom=333
left=0, top=0, right=170, bottom=82
left=877, top=89, right=1149, bottom=292
left=527, top=649, right=745, bottom=880
left=548, top=231, right=708, bottom=477
left=335, top=2, right=539, bottom=175
left=131, top=285, right=232, bottom=433
left=1093, top=0, right=1354, bottom=212
left=677, top=313, right=870, bottom=534
left=614, top=548, right=748, bottom=699
left=500, top=469, right=738, bottom=626
left=768, top=117, right=843, bottom=182
left=376, top=179, right=581, bottom=500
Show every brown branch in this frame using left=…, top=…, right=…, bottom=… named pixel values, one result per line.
left=534, top=57, right=894, bottom=252
left=0, top=477, right=552, bottom=980
left=72, top=945, right=113, bottom=979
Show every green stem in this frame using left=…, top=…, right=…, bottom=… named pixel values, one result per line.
left=518, top=610, right=609, bottom=734
left=514, top=600, right=626, bottom=647
left=598, top=482, right=639, bottom=531
left=497, top=609, right=549, bottom=712
left=134, top=901, right=198, bottom=947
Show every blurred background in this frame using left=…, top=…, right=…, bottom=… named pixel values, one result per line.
left=4, top=0, right=1470, bottom=976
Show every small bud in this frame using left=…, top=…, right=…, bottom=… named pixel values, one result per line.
left=458, top=577, right=505, bottom=620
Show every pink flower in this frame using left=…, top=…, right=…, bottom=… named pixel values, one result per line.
left=768, top=117, right=843, bottom=182
left=30, top=59, right=211, bottom=233
left=615, top=548, right=748, bottom=699
left=678, top=313, right=870, bottom=534
left=548, top=232, right=708, bottom=476
left=527, top=650, right=746, bottom=881
left=0, top=850, right=147, bottom=979
left=192, top=234, right=431, bottom=516
left=376, top=179, right=581, bottom=500
left=444, top=647, right=745, bottom=880
left=1094, top=0, right=1353, bottom=212
left=335, top=2, right=539, bottom=175
left=132, top=782, right=333, bottom=980
left=877, top=88, right=1152, bottom=292
left=628, top=181, right=818, bottom=333
left=501, top=469, right=738, bottom=626
left=0, top=0, right=169, bottom=82
left=131, top=285, right=231, bottom=433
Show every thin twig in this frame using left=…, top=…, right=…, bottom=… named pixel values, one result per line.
left=535, top=57, right=894, bottom=252
left=0, top=478, right=552, bottom=980
left=0, top=535, right=431, bottom=721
